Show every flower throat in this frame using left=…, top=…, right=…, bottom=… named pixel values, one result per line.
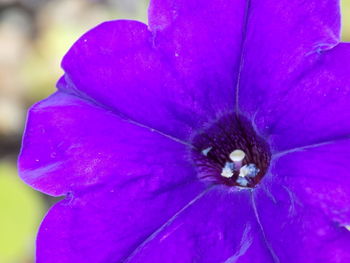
left=191, top=113, right=271, bottom=188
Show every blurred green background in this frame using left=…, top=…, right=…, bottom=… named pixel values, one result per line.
left=0, top=0, right=349, bottom=262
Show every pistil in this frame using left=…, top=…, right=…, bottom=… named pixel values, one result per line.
left=191, top=113, right=271, bottom=188
left=229, top=149, right=245, bottom=169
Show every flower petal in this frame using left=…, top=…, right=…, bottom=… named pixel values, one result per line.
left=18, top=91, right=203, bottom=196
left=273, top=139, right=350, bottom=226
left=36, top=186, right=274, bottom=263
left=252, top=139, right=350, bottom=262
left=123, top=187, right=275, bottom=263
left=20, top=92, right=207, bottom=262
left=148, top=0, right=247, bottom=113
left=249, top=43, right=350, bottom=152
left=238, top=1, right=344, bottom=151
left=36, top=183, right=205, bottom=263
left=61, top=13, right=243, bottom=141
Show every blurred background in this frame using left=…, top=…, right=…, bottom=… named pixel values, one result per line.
left=0, top=0, right=349, bottom=262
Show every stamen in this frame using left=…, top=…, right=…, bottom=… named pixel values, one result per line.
left=201, top=147, right=212, bottom=156
left=221, top=162, right=235, bottom=178
left=236, top=176, right=249, bottom=187
left=229, top=149, right=245, bottom=169
left=190, top=113, right=271, bottom=188
left=239, top=164, right=260, bottom=178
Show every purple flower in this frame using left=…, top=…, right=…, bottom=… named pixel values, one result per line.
left=18, top=0, right=350, bottom=262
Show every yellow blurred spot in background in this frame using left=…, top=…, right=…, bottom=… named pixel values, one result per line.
left=0, top=162, right=45, bottom=263
left=341, top=0, right=350, bottom=41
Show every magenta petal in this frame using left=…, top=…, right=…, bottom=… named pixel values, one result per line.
left=253, top=185, right=350, bottom=263
left=61, top=15, right=242, bottom=142
left=241, top=0, right=340, bottom=91
left=273, top=139, right=350, bottom=226
left=18, top=91, right=203, bottom=196
left=148, top=0, right=246, bottom=116
left=21, top=92, right=207, bottom=262
left=252, top=139, right=350, bottom=262
left=122, top=186, right=273, bottom=263
left=37, top=182, right=204, bottom=263
left=238, top=1, right=344, bottom=151
left=243, top=43, right=350, bottom=152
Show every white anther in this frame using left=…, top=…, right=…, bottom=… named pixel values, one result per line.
left=236, top=176, right=249, bottom=187
left=239, top=164, right=260, bottom=178
left=229, top=149, right=245, bottom=169
left=345, top=225, right=350, bottom=232
left=201, top=147, right=212, bottom=156
left=221, top=167, right=233, bottom=178
left=221, top=162, right=234, bottom=178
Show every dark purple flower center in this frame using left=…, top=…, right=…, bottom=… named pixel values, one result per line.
left=191, top=113, right=271, bottom=188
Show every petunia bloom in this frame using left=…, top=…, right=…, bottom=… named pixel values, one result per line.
left=19, top=0, right=350, bottom=262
